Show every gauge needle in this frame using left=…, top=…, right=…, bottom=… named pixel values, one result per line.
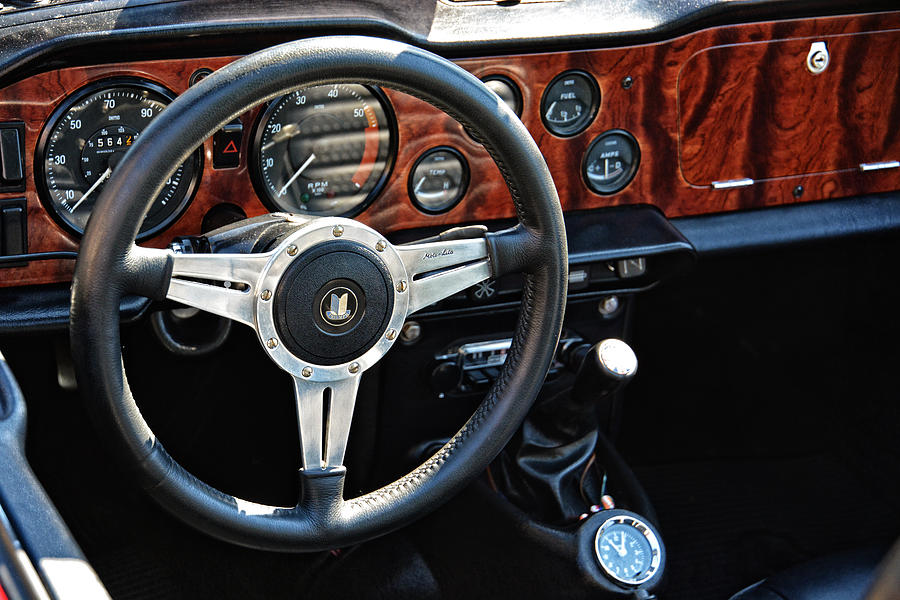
left=544, top=101, right=557, bottom=120
left=612, top=535, right=627, bottom=557
left=279, top=153, right=316, bottom=196
left=414, top=177, right=426, bottom=194
left=70, top=167, right=112, bottom=212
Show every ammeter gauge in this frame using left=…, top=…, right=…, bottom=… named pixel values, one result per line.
left=583, top=129, right=640, bottom=195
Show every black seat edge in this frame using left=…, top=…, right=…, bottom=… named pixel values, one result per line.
left=729, top=545, right=890, bottom=600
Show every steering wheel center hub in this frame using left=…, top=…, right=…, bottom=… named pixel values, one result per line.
left=253, top=217, right=412, bottom=381
left=272, top=240, right=392, bottom=365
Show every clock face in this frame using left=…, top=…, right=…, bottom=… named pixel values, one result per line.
left=594, top=516, right=661, bottom=586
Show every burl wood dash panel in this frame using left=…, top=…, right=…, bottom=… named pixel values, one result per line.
left=0, top=11, right=898, bottom=287
left=679, top=29, right=900, bottom=184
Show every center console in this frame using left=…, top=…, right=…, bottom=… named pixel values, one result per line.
left=490, top=338, right=667, bottom=597
left=380, top=218, right=680, bottom=597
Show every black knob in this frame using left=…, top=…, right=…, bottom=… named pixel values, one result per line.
left=431, top=361, right=461, bottom=396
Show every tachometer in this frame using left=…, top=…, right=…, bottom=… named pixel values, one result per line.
left=36, top=79, right=201, bottom=240
left=251, top=84, right=395, bottom=216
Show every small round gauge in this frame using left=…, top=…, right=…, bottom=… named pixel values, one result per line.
left=540, top=70, right=600, bottom=137
left=408, top=147, right=469, bottom=214
left=594, top=514, right=662, bottom=586
left=251, top=84, right=395, bottom=216
left=482, top=75, right=523, bottom=117
left=583, top=130, right=640, bottom=195
left=36, top=79, right=201, bottom=240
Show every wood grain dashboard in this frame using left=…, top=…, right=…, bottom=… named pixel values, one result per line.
left=0, top=10, right=898, bottom=287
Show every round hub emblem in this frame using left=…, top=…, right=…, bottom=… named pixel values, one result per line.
left=310, top=277, right=368, bottom=336
left=320, top=286, right=358, bottom=326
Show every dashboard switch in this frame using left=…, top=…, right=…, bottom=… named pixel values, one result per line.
left=568, top=267, right=589, bottom=290
left=616, top=257, right=646, bottom=279
left=213, top=121, right=242, bottom=169
left=1, top=202, right=26, bottom=256
left=0, top=123, right=25, bottom=191
left=468, top=279, right=497, bottom=302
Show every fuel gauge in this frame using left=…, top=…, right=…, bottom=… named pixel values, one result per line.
left=583, top=130, right=640, bottom=195
left=540, top=70, right=600, bottom=137
left=408, top=147, right=469, bottom=214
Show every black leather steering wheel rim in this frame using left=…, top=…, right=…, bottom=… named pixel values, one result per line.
left=70, top=36, right=567, bottom=551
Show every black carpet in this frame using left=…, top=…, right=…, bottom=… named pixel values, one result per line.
left=620, top=233, right=900, bottom=598
left=636, top=454, right=898, bottom=600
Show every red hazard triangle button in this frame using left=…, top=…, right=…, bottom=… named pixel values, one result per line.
left=213, top=122, right=242, bottom=169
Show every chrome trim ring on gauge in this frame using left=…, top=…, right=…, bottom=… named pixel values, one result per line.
left=582, top=129, right=641, bottom=195
left=250, top=84, right=397, bottom=217
left=593, top=514, right=662, bottom=586
left=408, top=146, right=470, bottom=214
left=254, top=217, right=409, bottom=382
left=35, top=77, right=202, bottom=240
left=481, top=75, right=523, bottom=117
left=540, top=70, right=600, bottom=138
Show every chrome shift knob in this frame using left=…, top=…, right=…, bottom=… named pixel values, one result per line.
left=571, top=339, right=638, bottom=440
left=595, top=338, right=638, bottom=381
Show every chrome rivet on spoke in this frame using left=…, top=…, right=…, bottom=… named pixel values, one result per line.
left=266, top=337, right=278, bottom=349
left=348, top=362, right=360, bottom=374
left=386, top=329, right=397, bottom=341
left=397, top=280, right=408, bottom=293
left=260, top=289, right=272, bottom=301
left=332, top=225, right=344, bottom=238
left=301, top=367, right=313, bottom=378
left=375, top=240, right=386, bottom=252
left=286, top=244, right=299, bottom=256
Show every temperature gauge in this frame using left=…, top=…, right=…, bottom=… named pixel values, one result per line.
left=408, top=147, right=469, bottom=214
left=583, top=130, right=640, bottom=195
left=540, top=70, right=599, bottom=137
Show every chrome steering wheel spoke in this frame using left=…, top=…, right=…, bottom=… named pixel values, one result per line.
left=292, top=372, right=362, bottom=470
left=164, top=250, right=273, bottom=328
left=395, top=237, right=492, bottom=314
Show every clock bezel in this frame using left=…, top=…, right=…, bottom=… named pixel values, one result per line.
left=593, top=514, right=662, bottom=586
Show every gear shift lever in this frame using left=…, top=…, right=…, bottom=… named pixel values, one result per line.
left=568, top=339, right=637, bottom=440
left=493, top=339, right=639, bottom=522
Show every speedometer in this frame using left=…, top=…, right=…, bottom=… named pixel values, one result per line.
left=250, top=84, right=395, bottom=216
left=36, top=79, right=201, bottom=240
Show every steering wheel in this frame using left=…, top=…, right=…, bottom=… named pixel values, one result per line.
left=69, top=36, right=567, bottom=552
